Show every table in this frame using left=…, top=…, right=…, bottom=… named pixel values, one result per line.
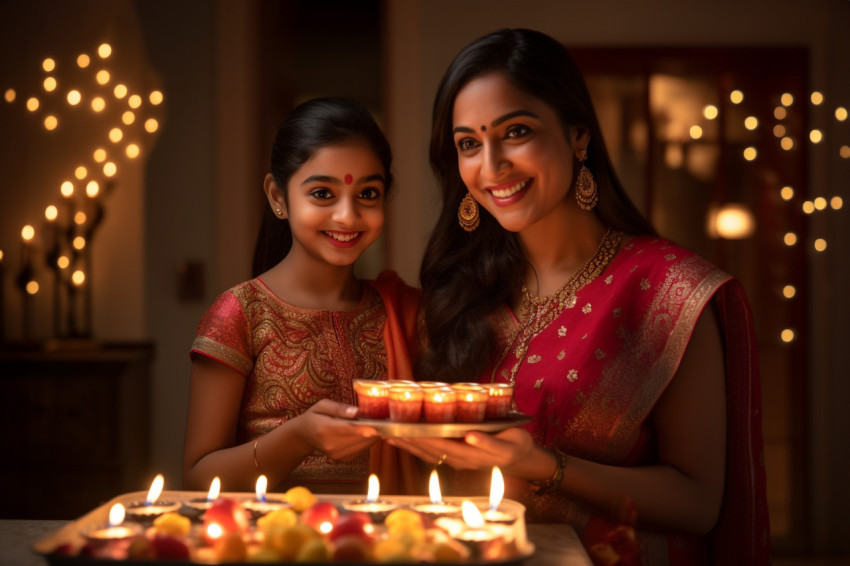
left=0, top=519, right=593, bottom=565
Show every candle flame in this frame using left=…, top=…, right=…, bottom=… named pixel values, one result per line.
left=206, top=522, right=223, bottom=540
left=108, top=503, right=125, bottom=526
left=366, top=474, right=380, bottom=503
left=429, top=469, right=443, bottom=504
left=208, top=477, right=221, bottom=501
left=255, top=474, right=268, bottom=502
left=146, top=474, right=165, bottom=505
left=462, top=500, right=484, bottom=529
left=489, top=466, right=504, bottom=511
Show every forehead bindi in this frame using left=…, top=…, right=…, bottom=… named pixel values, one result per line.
left=344, top=173, right=353, bottom=185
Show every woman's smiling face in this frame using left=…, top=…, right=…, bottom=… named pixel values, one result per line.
left=452, top=72, right=587, bottom=234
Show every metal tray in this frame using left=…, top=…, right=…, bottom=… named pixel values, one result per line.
left=346, top=413, right=532, bottom=438
left=33, top=491, right=534, bottom=565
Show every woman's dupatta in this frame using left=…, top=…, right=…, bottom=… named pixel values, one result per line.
left=707, top=279, right=771, bottom=565
left=366, top=271, right=428, bottom=496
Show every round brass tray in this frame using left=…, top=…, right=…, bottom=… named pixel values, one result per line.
left=345, top=412, right=532, bottom=438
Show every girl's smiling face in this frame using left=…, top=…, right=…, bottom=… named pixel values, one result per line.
left=452, top=72, right=588, bottom=234
left=282, top=140, right=386, bottom=267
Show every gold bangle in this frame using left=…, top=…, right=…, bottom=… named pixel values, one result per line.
left=252, top=436, right=262, bottom=473
left=530, top=448, right=567, bottom=495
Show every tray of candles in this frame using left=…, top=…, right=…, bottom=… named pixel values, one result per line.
left=347, top=380, right=531, bottom=437
left=32, top=475, right=534, bottom=565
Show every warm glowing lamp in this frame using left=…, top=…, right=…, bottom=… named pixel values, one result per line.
left=708, top=204, right=755, bottom=239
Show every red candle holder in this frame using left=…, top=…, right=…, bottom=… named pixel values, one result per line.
left=388, top=385, right=424, bottom=422
left=423, top=387, right=457, bottom=423
left=484, top=383, right=514, bottom=419
left=451, top=383, right=489, bottom=423
left=352, top=379, right=390, bottom=419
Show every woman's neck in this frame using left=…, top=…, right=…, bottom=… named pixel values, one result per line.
left=262, top=250, right=361, bottom=311
left=518, top=206, right=607, bottom=297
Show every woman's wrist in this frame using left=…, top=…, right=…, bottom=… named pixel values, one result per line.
left=528, top=447, right=567, bottom=495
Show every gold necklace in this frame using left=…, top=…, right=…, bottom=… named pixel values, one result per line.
left=491, top=228, right=623, bottom=385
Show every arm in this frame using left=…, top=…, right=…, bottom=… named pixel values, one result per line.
left=182, top=356, right=380, bottom=491
left=389, top=307, right=727, bottom=535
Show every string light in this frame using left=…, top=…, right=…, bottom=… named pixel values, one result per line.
left=836, top=107, right=848, bottom=121
left=781, top=93, right=794, bottom=106
left=67, top=90, right=82, bottom=105
left=781, top=329, right=796, bottom=343
left=42, top=58, right=56, bottom=72
left=44, top=115, right=58, bottom=130
left=76, top=53, right=90, bottom=68
left=128, top=94, right=142, bottom=109
left=782, top=285, right=796, bottom=299
left=149, top=90, right=163, bottom=105
left=743, top=147, right=757, bottom=161
left=773, top=124, right=786, bottom=137
left=802, top=201, right=815, bottom=214
left=93, top=148, right=107, bottom=162
left=781, top=137, right=794, bottom=151
left=744, top=116, right=758, bottom=130
left=122, top=111, right=135, bottom=125
left=813, top=197, right=827, bottom=211
left=73, top=236, right=86, bottom=250
left=689, top=125, right=703, bottom=139
left=97, top=43, right=112, bottom=59
left=730, top=90, right=744, bottom=104
left=72, top=270, right=86, bottom=286
left=26, top=281, right=40, bottom=295
left=109, top=127, right=124, bottom=143
left=74, top=166, right=88, bottom=180
left=831, top=196, right=844, bottom=210
left=125, top=144, right=140, bottom=159
left=809, top=130, right=823, bottom=144
left=26, top=97, right=39, bottom=112
left=43, top=77, right=57, bottom=92
left=96, top=70, right=110, bottom=85
left=86, top=180, right=99, bottom=198
left=60, top=181, right=74, bottom=197
left=91, top=96, right=105, bottom=112
left=4, top=89, right=15, bottom=103
left=783, top=232, right=797, bottom=246
left=839, top=145, right=850, bottom=159
left=774, top=107, right=787, bottom=120
left=814, top=239, right=827, bottom=252
left=57, top=256, right=70, bottom=269
left=810, top=91, right=824, bottom=105
left=780, top=186, right=794, bottom=201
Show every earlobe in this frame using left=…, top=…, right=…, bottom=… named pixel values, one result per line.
left=263, top=173, right=287, bottom=219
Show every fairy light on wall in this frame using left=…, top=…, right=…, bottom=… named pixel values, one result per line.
left=2, top=39, right=164, bottom=339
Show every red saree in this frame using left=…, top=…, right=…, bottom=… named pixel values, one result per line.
left=190, top=270, right=423, bottom=495
left=485, top=236, right=770, bottom=565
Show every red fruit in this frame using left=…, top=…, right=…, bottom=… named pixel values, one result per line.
left=151, top=534, right=190, bottom=559
left=301, top=501, right=340, bottom=534
left=332, top=534, right=373, bottom=562
left=127, top=535, right=156, bottom=559
left=204, top=497, right=249, bottom=536
left=329, top=511, right=375, bottom=544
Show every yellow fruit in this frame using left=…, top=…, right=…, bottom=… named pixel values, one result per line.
left=256, top=508, right=297, bottom=532
left=295, top=537, right=331, bottom=562
left=431, top=541, right=466, bottom=562
left=247, top=546, right=281, bottom=563
left=216, top=532, right=248, bottom=562
left=373, top=538, right=411, bottom=562
left=385, top=508, right=423, bottom=533
left=263, top=523, right=319, bottom=561
left=151, top=512, right=191, bottom=537
left=285, top=486, right=317, bottom=512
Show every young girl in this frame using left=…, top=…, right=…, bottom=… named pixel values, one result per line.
left=183, top=97, right=421, bottom=495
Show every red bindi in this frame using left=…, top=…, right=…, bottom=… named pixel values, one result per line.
left=344, top=173, right=353, bottom=185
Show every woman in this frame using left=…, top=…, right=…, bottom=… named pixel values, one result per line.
left=183, top=97, right=422, bottom=496
left=389, top=29, right=770, bottom=564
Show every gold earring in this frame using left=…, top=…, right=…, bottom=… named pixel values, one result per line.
left=458, top=192, right=480, bottom=232
left=575, top=150, right=598, bottom=211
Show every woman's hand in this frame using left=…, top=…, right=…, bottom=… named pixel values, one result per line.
left=294, top=399, right=380, bottom=461
left=387, top=426, right=541, bottom=476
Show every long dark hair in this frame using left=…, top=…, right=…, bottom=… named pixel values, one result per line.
left=416, top=28, right=656, bottom=382
left=251, top=97, right=394, bottom=276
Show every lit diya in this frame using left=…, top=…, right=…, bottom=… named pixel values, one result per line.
left=81, top=503, right=143, bottom=544
left=412, top=469, right=462, bottom=518
left=451, top=383, right=489, bottom=423
left=352, top=379, right=390, bottom=419
left=342, top=473, right=399, bottom=522
left=481, top=467, right=516, bottom=525
left=124, top=474, right=180, bottom=521
left=457, top=501, right=507, bottom=561
left=241, top=474, right=289, bottom=517
left=184, top=476, right=221, bottom=512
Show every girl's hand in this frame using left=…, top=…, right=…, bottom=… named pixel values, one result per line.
left=296, top=399, right=379, bottom=461
left=387, top=426, right=537, bottom=475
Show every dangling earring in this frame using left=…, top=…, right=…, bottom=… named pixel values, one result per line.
left=458, top=192, right=480, bottom=232
left=575, top=150, right=598, bottom=211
